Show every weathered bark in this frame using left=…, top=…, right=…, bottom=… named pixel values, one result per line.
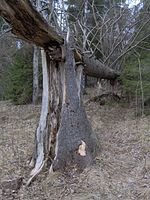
left=0, top=0, right=64, bottom=47
left=76, top=64, right=83, bottom=99
left=27, top=49, right=50, bottom=185
left=74, top=49, right=119, bottom=80
left=83, top=54, right=119, bottom=80
left=28, top=50, right=63, bottom=185
left=32, top=45, right=39, bottom=104
left=52, top=45, right=97, bottom=171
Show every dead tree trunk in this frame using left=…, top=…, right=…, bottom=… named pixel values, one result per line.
left=0, top=0, right=119, bottom=183
left=28, top=48, right=63, bottom=183
left=29, top=49, right=50, bottom=181
left=52, top=45, right=97, bottom=171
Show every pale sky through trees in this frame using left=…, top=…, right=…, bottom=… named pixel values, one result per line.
left=126, top=0, right=141, bottom=8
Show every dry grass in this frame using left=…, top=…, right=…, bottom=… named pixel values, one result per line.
left=0, top=91, right=150, bottom=199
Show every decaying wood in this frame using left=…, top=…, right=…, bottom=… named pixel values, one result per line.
left=27, top=51, right=63, bottom=185
left=76, top=64, right=83, bottom=99
left=0, top=0, right=64, bottom=47
left=27, top=49, right=50, bottom=186
left=52, top=45, right=97, bottom=171
left=74, top=49, right=119, bottom=80
left=83, top=55, right=119, bottom=80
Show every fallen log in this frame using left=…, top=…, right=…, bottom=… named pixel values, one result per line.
left=0, top=0, right=64, bottom=47
left=83, top=55, right=119, bottom=80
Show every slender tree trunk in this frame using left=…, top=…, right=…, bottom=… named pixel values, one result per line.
left=32, top=45, right=39, bottom=104
left=28, top=49, right=50, bottom=185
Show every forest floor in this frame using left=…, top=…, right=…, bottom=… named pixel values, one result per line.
left=0, top=88, right=150, bottom=200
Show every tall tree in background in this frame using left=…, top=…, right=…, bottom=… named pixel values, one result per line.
left=123, top=0, right=150, bottom=113
left=0, top=17, right=18, bottom=99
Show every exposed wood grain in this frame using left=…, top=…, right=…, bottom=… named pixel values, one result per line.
left=0, top=0, right=64, bottom=47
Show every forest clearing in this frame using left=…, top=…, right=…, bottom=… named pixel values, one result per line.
left=0, top=0, right=150, bottom=199
left=0, top=88, right=150, bottom=199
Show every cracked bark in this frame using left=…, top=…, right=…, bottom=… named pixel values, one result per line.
left=52, top=46, right=97, bottom=171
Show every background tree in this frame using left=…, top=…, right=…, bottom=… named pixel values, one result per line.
left=0, top=17, right=17, bottom=99
left=121, top=0, right=150, bottom=115
left=4, top=46, right=33, bottom=104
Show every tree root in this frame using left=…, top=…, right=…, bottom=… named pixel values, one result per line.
left=26, top=158, right=48, bottom=186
